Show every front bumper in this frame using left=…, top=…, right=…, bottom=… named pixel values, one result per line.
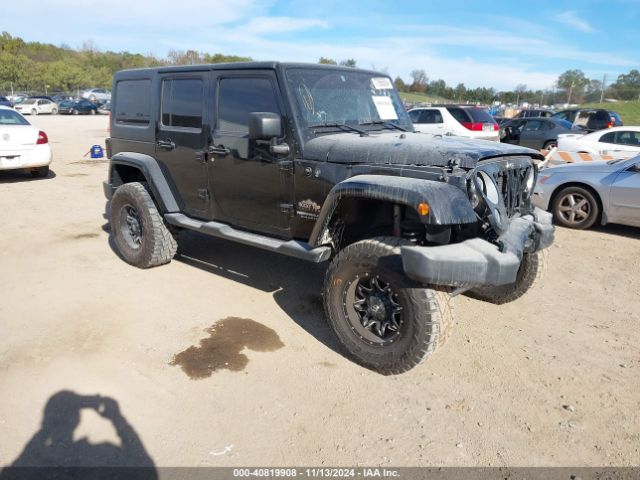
left=401, top=207, right=554, bottom=287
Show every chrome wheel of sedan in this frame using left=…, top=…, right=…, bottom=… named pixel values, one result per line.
left=552, top=186, right=599, bottom=230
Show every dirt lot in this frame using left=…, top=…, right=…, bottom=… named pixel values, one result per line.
left=0, top=115, right=639, bottom=468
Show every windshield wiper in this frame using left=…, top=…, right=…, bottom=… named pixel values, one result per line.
left=308, top=122, right=369, bottom=136
left=359, top=121, right=408, bottom=132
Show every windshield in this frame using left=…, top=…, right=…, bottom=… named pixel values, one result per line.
left=285, top=68, right=412, bottom=132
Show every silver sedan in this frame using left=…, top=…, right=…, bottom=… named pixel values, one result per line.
left=532, top=157, right=640, bottom=229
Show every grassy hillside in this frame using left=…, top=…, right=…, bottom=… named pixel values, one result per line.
left=580, top=101, right=640, bottom=125
left=399, top=92, right=451, bottom=104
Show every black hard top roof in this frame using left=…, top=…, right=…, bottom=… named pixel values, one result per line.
left=115, top=61, right=384, bottom=76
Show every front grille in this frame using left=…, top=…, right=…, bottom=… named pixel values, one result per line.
left=495, top=165, right=530, bottom=217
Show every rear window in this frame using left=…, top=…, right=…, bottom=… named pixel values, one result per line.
left=161, top=78, right=203, bottom=130
left=0, top=109, right=29, bottom=125
left=115, top=79, right=151, bottom=126
left=447, top=107, right=495, bottom=124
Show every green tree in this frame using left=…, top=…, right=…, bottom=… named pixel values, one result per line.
left=556, top=69, right=589, bottom=103
left=610, top=69, right=640, bottom=100
left=318, top=57, right=337, bottom=65
left=394, top=76, right=407, bottom=92
left=339, top=58, right=357, bottom=68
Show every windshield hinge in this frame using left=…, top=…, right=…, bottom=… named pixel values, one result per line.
left=278, top=160, right=293, bottom=173
left=280, top=203, right=295, bottom=217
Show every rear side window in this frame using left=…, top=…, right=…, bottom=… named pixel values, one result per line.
left=446, top=107, right=471, bottom=124
left=419, top=109, right=443, bottom=123
left=161, top=78, right=203, bottom=129
left=115, top=79, right=151, bottom=126
left=466, top=108, right=495, bottom=123
left=0, top=109, right=29, bottom=125
left=599, top=132, right=616, bottom=143
left=217, top=77, right=280, bottom=134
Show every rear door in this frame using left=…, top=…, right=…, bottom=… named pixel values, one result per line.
left=154, top=73, right=210, bottom=219
left=410, top=109, right=444, bottom=134
left=519, top=119, right=546, bottom=149
left=609, top=160, right=640, bottom=226
left=208, top=70, right=293, bottom=236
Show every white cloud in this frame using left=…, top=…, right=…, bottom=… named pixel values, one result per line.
left=244, top=16, right=329, bottom=34
left=555, top=10, right=594, bottom=33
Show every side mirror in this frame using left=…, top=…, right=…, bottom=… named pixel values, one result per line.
left=248, top=112, right=281, bottom=140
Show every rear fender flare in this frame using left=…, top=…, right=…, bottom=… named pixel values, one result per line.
left=107, top=152, right=179, bottom=213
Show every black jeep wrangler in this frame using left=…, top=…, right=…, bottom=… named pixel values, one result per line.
left=104, top=62, right=553, bottom=374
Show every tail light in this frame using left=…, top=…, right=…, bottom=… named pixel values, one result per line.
left=607, top=122, right=613, bottom=128
left=461, top=122, right=498, bottom=131
left=36, top=131, right=48, bottom=144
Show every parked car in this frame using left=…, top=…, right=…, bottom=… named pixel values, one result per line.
left=97, top=100, right=111, bottom=114
left=557, top=126, right=640, bottom=157
left=409, top=105, right=500, bottom=141
left=500, top=117, right=576, bottom=150
left=513, top=109, right=554, bottom=119
left=58, top=99, right=98, bottom=115
left=0, top=106, right=52, bottom=177
left=80, top=88, right=111, bottom=103
left=14, top=98, right=58, bottom=115
left=533, top=157, right=640, bottom=229
left=551, top=108, right=615, bottom=132
left=0, top=96, right=14, bottom=108
left=609, top=111, right=624, bottom=127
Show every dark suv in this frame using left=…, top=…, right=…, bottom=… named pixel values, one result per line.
left=552, top=108, right=615, bottom=132
left=104, top=62, right=553, bottom=374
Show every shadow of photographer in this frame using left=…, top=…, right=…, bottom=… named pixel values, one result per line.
left=0, top=390, right=157, bottom=480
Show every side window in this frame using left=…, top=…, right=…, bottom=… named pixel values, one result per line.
left=523, top=120, right=543, bottom=132
left=616, top=131, right=640, bottom=146
left=161, top=78, right=203, bottom=129
left=599, top=131, right=616, bottom=143
left=447, top=107, right=470, bottom=125
left=217, top=77, right=280, bottom=134
left=419, top=109, right=443, bottom=124
left=408, top=110, right=421, bottom=123
left=115, top=79, right=151, bottom=126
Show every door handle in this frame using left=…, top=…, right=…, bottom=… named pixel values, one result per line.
left=157, top=139, right=175, bottom=150
left=208, top=145, right=230, bottom=156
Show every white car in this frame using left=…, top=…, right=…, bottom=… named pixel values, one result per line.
left=557, top=126, right=640, bottom=157
left=408, top=105, right=500, bottom=141
left=0, top=106, right=52, bottom=177
left=14, top=98, right=58, bottom=115
left=80, top=88, right=111, bottom=103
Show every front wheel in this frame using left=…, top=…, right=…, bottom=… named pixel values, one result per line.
left=110, top=182, right=177, bottom=268
left=468, top=250, right=547, bottom=304
left=51, top=108, right=58, bottom=115
left=552, top=185, right=599, bottom=229
left=31, top=109, right=38, bottom=116
left=72, top=109, right=79, bottom=115
left=323, top=237, right=453, bottom=375
left=543, top=140, right=557, bottom=150
left=90, top=108, right=96, bottom=115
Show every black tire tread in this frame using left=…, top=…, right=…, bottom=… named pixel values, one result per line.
left=323, top=236, right=454, bottom=375
left=468, top=249, right=547, bottom=305
left=110, top=182, right=177, bottom=268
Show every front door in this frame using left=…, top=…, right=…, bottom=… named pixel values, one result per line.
left=154, top=74, right=210, bottom=219
left=609, top=161, right=640, bottom=227
left=208, top=72, right=293, bottom=236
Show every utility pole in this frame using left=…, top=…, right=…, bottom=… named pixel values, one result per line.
left=600, top=74, right=607, bottom=104
left=567, top=81, right=574, bottom=105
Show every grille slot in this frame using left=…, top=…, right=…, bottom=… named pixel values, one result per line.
left=493, top=166, right=530, bottom=217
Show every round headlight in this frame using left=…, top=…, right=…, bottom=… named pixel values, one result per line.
left=477, top=171, right=500, bottom=205
left=524, top=167, right=535, bottom=192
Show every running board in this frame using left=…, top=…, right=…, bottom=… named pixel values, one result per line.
left=164, top=213, right=332, bottom=263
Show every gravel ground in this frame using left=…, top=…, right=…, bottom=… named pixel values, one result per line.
left=0, top=115, right=638, bottom=468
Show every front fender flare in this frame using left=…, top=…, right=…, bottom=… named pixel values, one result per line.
left=309, top=174, right=478, bottom=246
left=108, top=152, right=180, bottom=213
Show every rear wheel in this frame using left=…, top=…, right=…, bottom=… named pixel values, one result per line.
left=323, top=236, right=453, bottom=375
left=543, top=140, right=557, bottom=150
left=552, top=185, right=599, bottom=229
left=110, top=182, right=177, bottom=268
left=51, top=108, right=58, bottom=115
left=72, top=109, right=79, bottom=115
left=90, top=108, right=96, bottom=115
left=30, top=166, right=49, bottom=178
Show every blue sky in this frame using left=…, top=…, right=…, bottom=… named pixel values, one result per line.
left=2, top=0, right=639, bottom=90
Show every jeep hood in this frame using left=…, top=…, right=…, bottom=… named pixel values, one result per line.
left=303, top=132, right=541, bottom=169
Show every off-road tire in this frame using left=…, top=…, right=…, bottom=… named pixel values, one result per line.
left=323, top=236, right=454, bottom=375
left=467, top=250, right=547, bottom=305
left=552, top=185, right=599, bottom=230
left=30, top=166, right=49, bottom=178
left=110, top=182, right=177, bottom=268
